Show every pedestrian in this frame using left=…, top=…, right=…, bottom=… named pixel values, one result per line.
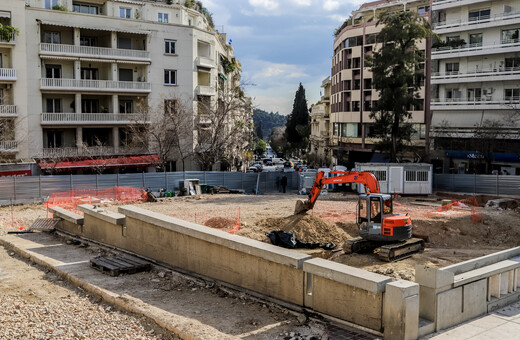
left=281, top=175, right=288, bottom=193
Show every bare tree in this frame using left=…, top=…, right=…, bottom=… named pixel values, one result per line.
left=126, top=95, right=194, bottom=171
left=472, top=119, right=507, bottom=174
left=194, top=83, right=253, bottom=171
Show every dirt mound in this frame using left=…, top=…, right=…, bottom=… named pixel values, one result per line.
left=256, top=214, right=350, bottom=245
left=204, top=217, right=235, bottom=229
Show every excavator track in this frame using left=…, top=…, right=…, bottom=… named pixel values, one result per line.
left=375, top=238, right=425, bottom=262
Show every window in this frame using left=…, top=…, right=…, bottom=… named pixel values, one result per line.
left=80, top=37, right=97, bottom=46
left=469, top=33, right=483, bottom=46
left=418, top=6, right=430, bottom=14
left=81, top=99, right=99, bottom=113
left=164, top=39, right=176, bottom=54
left=73, top=2, right=99, bottom=14
left=446, top=88, right=461, bottom=100
left=445, top=62, right=459, bottom=73
left=333, top=123, right=340, bottom=136
left=118, top=68, right=133, bottom=82
left=467, top=88, right=482, bottom=101
left=406, top=170, right=429, bottom=182
left=81, top=68, right=98, bottom=80
left=505, top=57, right=520, bottom=68
left=45, top=65, right=61, bottom=79
left=47, top=130, right=63, bottom=148
left=373, top=170, right=387, bottom=181
left=0, top=89, right=3, bottom=105
left=119, top=7, right=131, bottom=18
left=46, top=98, right=62, bottom=113
left=44, top=31, right=61, bottom=44
left=164, top=99, right=178, bottom=114
left=118, top=37, right=132, bottom=50
left=411, top=124, right=426, bottom=140
left=502, top=28, right=520, bottom=43
left=505, top=89, right=520, bottom=100
left=352, top=101, right=360, bottom=112
left=164, top=69, right=177, bottom=85
left=341, top=123, right=359, bottom=137
left=119, top=100, right=133, bottom=114
left=158, top=13, right=169, bottom=23
left=469, top=9, right=490, bottom=22
left=45, top=0, right=58, bottom=9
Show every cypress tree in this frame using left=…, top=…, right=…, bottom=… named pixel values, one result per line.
left=285, top=83, right=310, bottom=151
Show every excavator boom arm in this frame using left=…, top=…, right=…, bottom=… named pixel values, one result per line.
left=303, top=171, right=380, bottom=212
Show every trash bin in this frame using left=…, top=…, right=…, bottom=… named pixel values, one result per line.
left=207, top=185, right=214, bottom=194
left=200, top=185, right=208, bottom=194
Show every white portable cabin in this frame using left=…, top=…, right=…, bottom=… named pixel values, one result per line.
left=355, top=163, right=433, bottom=195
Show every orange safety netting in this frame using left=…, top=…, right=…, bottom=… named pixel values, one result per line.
left=427, top=197, right=482, bottom=223
left=44, top=186, right=148, bottom=215
left=170, top=208, right=241, bottom=234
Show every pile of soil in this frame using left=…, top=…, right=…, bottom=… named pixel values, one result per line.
left=256, top=214, right=350, bottom=246
left=204, top=217, right=235, bottom=229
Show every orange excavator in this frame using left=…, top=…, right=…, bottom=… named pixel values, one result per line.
left=295, top=170, right=424, bottom=261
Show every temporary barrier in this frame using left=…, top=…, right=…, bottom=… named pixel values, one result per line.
left=170, top=208, right=241, bottom=234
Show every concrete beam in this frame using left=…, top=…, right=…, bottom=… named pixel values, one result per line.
left=78, top=204, right=125, bottom=226
left=48, top=206, right=84, bottom=225
left=303, top=257, right=391, bottom=293
left=441, top=247, right=520, bottom=275
left=383, top=280, right=419, bottom=340
left=415, top=265, right=454, bottom=289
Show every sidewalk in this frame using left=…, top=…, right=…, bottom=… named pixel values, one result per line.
left=423, top=301, right=520, bottom=340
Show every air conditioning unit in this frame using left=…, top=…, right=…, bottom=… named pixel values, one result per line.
left=486, top=88, right=494, bottom=94
left=504, top=5, right=512, bottom=13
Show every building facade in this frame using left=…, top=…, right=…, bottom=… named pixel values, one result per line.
left=430, top=0, right=520, bottom=174
left=309, top=76, right=331, bottom=167
left=1, top=0, right=249, bottom=173
left=330, top=0, right=431, bottom=169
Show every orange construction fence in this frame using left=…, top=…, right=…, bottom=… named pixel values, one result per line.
left=170, top=208, right=241, bottom=234
left=427, top=197, right=482, bottom=223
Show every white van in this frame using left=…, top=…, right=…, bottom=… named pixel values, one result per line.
left=271, top=158, right=285, bottom=165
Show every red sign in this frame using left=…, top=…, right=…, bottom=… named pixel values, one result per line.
left=0, top=170, right=31, bottom=177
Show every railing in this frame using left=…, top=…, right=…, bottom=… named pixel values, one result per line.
left=40, top=78, right=151, bottom=91
left=39, top=43, right=150, bottom=60
left=431, top=97, right=520, bottom=106
left=41, top=146, right=149, bottom=158
left=432, top=67, right=520, bottom=79
left=0, top=105, right=17, bottom=115
left=0, top=140, right=18, bottom=151
left=196, top=85, right=216, bottom=96
left=433, top=11, right=520, bottom=29
left=196, top=56, right=215, bottom=68
left=0, top=68, right=17, bottom=80
left=0, top=32, right=16, bottom=44
left=433, top=39, right=520, bottom=55
left=41, top=112, right=146, bottom=124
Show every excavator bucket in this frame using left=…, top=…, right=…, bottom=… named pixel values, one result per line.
left=294, top=199, right=310, bottom=214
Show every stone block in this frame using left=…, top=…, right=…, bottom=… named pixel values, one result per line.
left=415, top=265, right=454, bottom=289
left=383, top=280, right=420, bottom=340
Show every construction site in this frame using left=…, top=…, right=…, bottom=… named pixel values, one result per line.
left=1, top=182, right=520, bottom=339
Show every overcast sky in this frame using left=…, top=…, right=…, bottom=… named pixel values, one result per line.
left=204, top=0, right=365, bottom=115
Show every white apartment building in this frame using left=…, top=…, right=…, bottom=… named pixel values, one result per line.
left=309, top=76, right=331, bottom=167
left=430, top=0, right=520, bottom=174
left=0, top=0, right=249, bottom=173
left=330, top=0, right=431, bottom=168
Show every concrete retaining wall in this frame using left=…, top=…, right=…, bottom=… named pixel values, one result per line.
left=49, top=204, right=419, bottom=339
left=416, top=246, right=520, bottom=336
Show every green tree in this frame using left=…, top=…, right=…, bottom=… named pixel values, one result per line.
left=255, top=121, right=263, bottom=140
left=254, top=139, right=267, bottom=156
left=366, top=11, right=431, bottom=162
left=285, top=83, right=310, bottom=152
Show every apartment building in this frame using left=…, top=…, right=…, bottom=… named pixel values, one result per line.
left=330, top=0, right=431, bottom=168
left=309, top=76, right=331, bottom=167
left=1, top=0, right=248, bottom=173
left=430, top=0, right=520, bottom=174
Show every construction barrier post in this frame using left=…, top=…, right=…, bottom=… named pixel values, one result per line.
left=13, top=176, right=16, bottom=202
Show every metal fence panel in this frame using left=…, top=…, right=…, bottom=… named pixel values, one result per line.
left=15, top=176, right=40, bottom=200
left=434, top=174, right=520, bottom=196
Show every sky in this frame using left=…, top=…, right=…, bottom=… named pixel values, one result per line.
left=203, top=0, right=366, bottom=115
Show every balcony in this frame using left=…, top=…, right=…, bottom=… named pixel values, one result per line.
left=433, top=0, right=490, bottom=10
left=41, top=112, right=148, bottom=125
left=196, top=56, right=215, bottom=68
left=195, top=85, right=216, bottom=96
left=433, top=11, right=520, bottom=32
left=431, top=97, right=520, bottom=110
left=432, top=40, right=520, bottom=59
left=0, top=68, right=16, bottom=81
left=0, top=140, right=18, bottom=152
left=39, top=43, right=151, bottom=62
left=41, top=146, right=148, bottom=158
left=0, top=105, right=17, bottom=117
left=197, top=114, right=212, bottom=125
left=0, top=33, right=16, bottom=46
left=40, top=78, right=151, bottom=93
left=431, top=67, right=520, bottom=84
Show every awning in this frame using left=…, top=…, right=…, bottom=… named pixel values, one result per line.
left=0, top=11, right=11, bottom=18
left=38, top=20, right=150, bottom=35
left=40, top=55, right=79, bottom=61
left=37, top=154, right=160, bottom=170
left=219, top=73, right=227, bottom=81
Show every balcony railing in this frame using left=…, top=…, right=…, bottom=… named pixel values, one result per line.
left=40, top=78, right=151, bottom=92
left=431, top=97, right=520, bottom=106
left=0, top=140, right=18, bottom=151
left=433, top=11, right=520, bottom=29
left=433, top=39, right=520, bottom=55
left=41, top=146, right=149, bottom=158
left=39, top=43, right=150, bottom=60
left=0, top=105, right=17, bottom=116
left=0, top=32, right=16, bottom=44
left=0, top=68, right=17, bottom=81
left=41, top=112, right=147, bottom=124
left=196, top=56, right=215, bottom=68
left=196, top=85, right=216, bottom=96
left=432, top=67, right=520, bottom=79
